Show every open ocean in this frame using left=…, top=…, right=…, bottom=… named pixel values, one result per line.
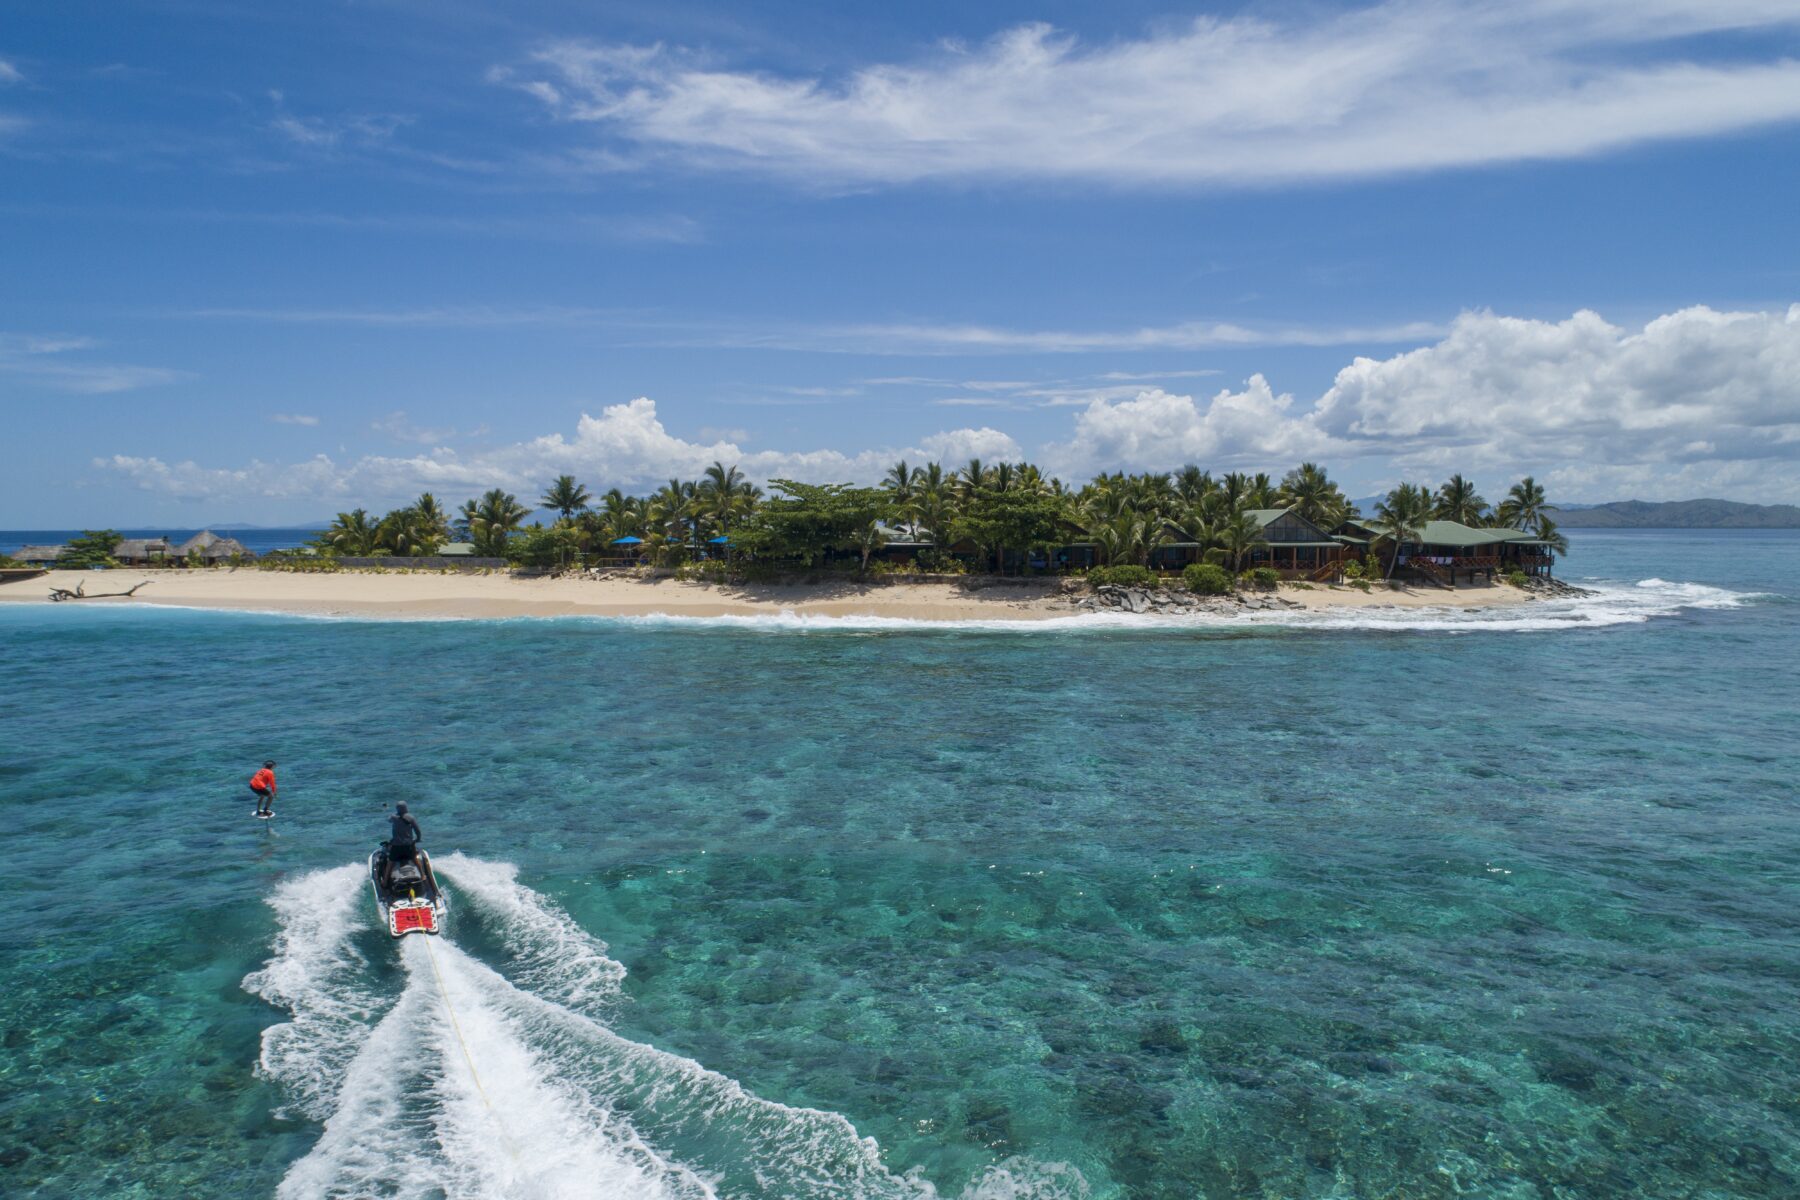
left=1, top=529, right=324, bottom=557
left=2, top=528, right=1796, bottom=1199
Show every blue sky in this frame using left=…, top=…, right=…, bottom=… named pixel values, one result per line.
left=4, top=0, right=1800, bottom=525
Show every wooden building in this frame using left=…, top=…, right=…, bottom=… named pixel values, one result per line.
left=1336, top=519, right=1553, bottom=586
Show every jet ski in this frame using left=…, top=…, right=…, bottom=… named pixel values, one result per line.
left=369, top=843, right=448, bottom=937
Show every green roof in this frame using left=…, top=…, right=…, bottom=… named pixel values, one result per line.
left=1359, top=519, right=1539, bottom=547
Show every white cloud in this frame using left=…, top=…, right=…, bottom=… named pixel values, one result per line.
left=0, top=332, right=183, bottom=394
left=0, top=59, right=23, bottom=85
left=502, top=3, right=1800, bottom=188
left=179, top=304, right=1440, bottom=354
left=98, top=398, right=1020, bottom=504
left=270, top=412, right=319, bottom=426
left=1044, top=376, right=1333, bottom=476
left=1050, top=304, right=1800, bottom=499
left=269, top=106, right=411, bottom=150
left=93, top=305, right=1800, bottom=505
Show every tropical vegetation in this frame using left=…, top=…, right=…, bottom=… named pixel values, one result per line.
left=293, top=460, right=1560, bottom=579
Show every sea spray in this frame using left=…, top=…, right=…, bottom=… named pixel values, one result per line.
left=243, top=863, right=380, bottom=1119
left=253, top=858, right=1089, bottom=1200
left=436, top=852, right=628, bottom=1015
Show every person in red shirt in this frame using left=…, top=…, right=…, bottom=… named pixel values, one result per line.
left=249, top=761, right=277, bottom=816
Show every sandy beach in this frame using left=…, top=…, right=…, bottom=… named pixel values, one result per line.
left=0, top=568, right=1538, bottom=622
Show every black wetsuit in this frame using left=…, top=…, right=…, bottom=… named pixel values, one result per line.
left=388, top=813, right=422, bottom=861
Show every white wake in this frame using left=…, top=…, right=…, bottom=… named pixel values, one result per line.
left=247, top=861, right=1087, bottom=1200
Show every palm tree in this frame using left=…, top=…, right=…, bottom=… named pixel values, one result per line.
left=957, top=459, right=990, bottom=505
left=1374, top=483, right=1434, bottom=580
left=914, top=465, right=954, bottom=555
left=412, top=493, right=452, bottom=544
left=1277, top=462, right=1349, bottom=528
left=324, top=509, right=381, bottom=556
left=1434, top=474, right=1488, bottom=526
left=1173, top=465, right=1216, bottom=506
left=1534, top=514, right=1569, bottom=555
left=462, top=489, right=531, bottom=558
left=376, top=506, right=444, bottom=557
left=1206, top=509, right=1268, bottom=575
left=1245, top=472, right=1278, bottom=509
left=1220, top=471, right=1252, bottom=513
left=649, top=478, right=700, bottom=562
left=699, top=462, right=757, bottom=543
left=1498, top=476, right=1554, bottom=530
left=540, top=475, right=592, bottom=521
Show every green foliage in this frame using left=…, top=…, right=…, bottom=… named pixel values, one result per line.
left=1247, top=566, right=1281, bottom=589
left=1182, top=562, right=1232, bottom=595
left=1364, top=552, right=1381, bottom=580
left=1088, top=564, right=1154, bottom=588
left=0, top=553, right=21, bottom=569
left=674, top=560, right=734, bottom=583
left=62, top=530, right=122, bottom=568
left=953, top=486, right=1070, bottom=572
left=460, top=489, right=531, bottom=558
left=256, top=554, right=342, bottom=573
left=1341, top=558, right=1364, bottom=581
left=507, top=523, right=582, bottom=569
left=540, top=475, right=592, bottom=521
left=1507, top=569, right=1529, bottom=587
left=733, top=480, right=891, bottom=567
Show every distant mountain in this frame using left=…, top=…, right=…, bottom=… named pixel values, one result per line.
left=1343, top=495, right=1797, bottom=527
left=1551, top=499, right=1800, bottom=528
left=203, top=522, right=331, bottom=531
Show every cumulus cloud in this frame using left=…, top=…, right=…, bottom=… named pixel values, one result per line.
left=500, top=3, right=1800, bottom=187
left=93, top=305, right=1800, bottom=505
left=270, top=412, right=319, bottom=426
left=1043, top=377, right=1333, bottom=476
left=98, top=397, right=1021, bottom=505
left=1050, top=304, right=1800, bottom=498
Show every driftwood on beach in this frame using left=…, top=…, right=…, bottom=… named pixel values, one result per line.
left=48, top=579, right=151, bottom=602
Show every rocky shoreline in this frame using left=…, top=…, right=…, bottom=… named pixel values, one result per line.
left=1062, top=575, right=1596, bottom=617
left=1068, top=584, right=1304, bottom=616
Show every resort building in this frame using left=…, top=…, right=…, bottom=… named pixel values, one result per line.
left=1148, top=506, right=1349, bottom=580
left=114, top=538, right=176, bottom=566
left=8, top=532, right=253, bottom=567
left=1334, top=519, right=1553, bottom=586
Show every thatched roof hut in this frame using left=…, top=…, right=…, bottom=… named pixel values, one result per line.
left=14, top=544, right=67, bottom=565
left=175, top=531, right=252, bottom=561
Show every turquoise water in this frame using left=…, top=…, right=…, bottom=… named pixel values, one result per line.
left=2, top=529, right=1797, bottom=1199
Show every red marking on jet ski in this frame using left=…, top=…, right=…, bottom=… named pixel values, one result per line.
left=392, top=904, right=436, bottom=935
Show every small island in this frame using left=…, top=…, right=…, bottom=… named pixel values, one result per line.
left=3, top=462, right=1580, bottom=621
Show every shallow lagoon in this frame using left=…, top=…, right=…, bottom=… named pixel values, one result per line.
left=2, top=530, right=1797, bottom=1198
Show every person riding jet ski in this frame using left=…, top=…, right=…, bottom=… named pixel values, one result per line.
left=384, top=801, right=438, bottom=892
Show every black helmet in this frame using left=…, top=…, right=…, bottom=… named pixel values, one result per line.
left=264, top=760, right=276, bottom=768
left=396, top=802, right=409, bottom=814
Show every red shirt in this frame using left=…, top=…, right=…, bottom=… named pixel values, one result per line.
left=250, top=768, right=276, bottom=791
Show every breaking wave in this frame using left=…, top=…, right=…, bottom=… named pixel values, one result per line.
left=247, top=861, right=1087, bottom=1200
left=595, top=576, right=1760, bottom=635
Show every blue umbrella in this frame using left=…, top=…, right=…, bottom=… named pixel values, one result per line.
left=707, top=536, right=730, bottom=545
left=610, top=536, right=644, bottom=545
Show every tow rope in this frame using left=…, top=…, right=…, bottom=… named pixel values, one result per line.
left=416, top=898, right=523, bottom=1167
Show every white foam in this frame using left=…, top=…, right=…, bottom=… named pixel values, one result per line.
left=244, top=863, right=379, bottom=1119
left=23, top=575, right=1765, bottom=636
left=436, top=852, right=628, bottom=1014
left=258, top=857, right=1089, bottom=1200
